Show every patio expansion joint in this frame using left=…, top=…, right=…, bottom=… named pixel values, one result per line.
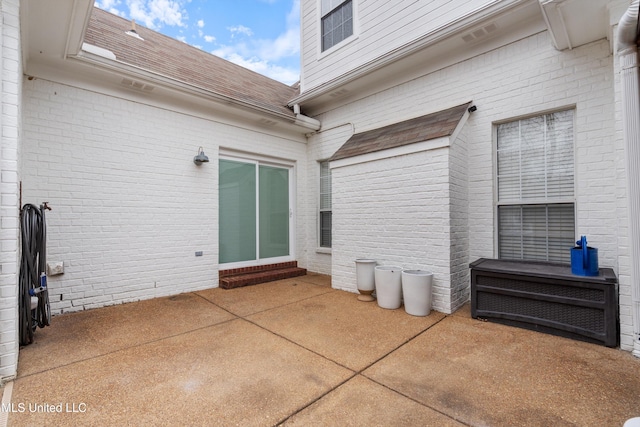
left=361, top=373, right=473, bottom=427
left=193, top=286, right=337, bottom=319
left=276, top=314, right=459, bottom=426
left=357, top=314, right=473, bottom=426
left=191, top=289, right=351, bottom=369
left=233, top=314, right=355, bottom=372
left=14, top=316, right=242, bottom=382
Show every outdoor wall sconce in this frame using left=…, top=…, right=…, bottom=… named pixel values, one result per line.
left=193, top=146, right=209, bottom=165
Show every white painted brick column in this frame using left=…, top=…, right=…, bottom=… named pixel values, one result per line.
left=0, top=0, right=22, bottom=381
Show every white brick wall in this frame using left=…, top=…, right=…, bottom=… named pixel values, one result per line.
left=0, top=0, right=22, bottom=381
left=331, top=148, right=456, bottom=313
left=449, top=126, right=470, bottom=311
left=307, top=33, right=626, bottom=342
left=22, top=79, right=307, bottom=314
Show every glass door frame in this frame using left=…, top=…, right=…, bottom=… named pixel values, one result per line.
left=218, top=152, right=296, bottom=269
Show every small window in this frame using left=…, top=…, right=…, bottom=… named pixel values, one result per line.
left=319, top=161, right=332, bottom=247
left=321, top=0, right=353, bottom=52
left=496, top=110, right=575, bottom=263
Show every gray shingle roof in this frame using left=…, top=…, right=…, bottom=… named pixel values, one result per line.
left=84, top=8, right=299, bottom=118
left=329, top=103, right=472, bottom=161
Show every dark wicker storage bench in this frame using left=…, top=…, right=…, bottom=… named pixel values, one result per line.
left=470, top=258, right=618, bottom=347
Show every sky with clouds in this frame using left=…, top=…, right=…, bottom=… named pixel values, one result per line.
left=94, top=0, right=301, bottom=86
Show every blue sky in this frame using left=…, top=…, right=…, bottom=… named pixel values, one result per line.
left=94, top=0, right=301, bottom=85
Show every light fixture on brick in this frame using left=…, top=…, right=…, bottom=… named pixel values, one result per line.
left=193, top=146, right=209, bottom=165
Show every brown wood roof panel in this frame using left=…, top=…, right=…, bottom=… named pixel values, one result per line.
left=329, top=103, right=472, bottom=161
left=84, top=8, right=298, bottom=117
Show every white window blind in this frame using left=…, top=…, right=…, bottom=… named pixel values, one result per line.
left=321, top=0, right=345, bottom=15
left=320, top=161, right=332, bottom=248
left=321, top=0, right=353, bottom=51
left=496, top=110, right=575, bottom=263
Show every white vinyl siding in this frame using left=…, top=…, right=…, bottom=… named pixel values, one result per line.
left=301, top=0, right=494, bottom=91
left=496, top=110, right=575, bottom=263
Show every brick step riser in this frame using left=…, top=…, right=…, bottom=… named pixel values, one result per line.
left=219, top=267, right=307, bottom=290
left=219, top=261, right=299, bottom=278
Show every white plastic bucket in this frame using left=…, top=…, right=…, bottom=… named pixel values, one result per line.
left=355, top=259, right=376, bottom=292
left=401, top=270, right=433, bottom=316
left=375, top=266, right=403, bottom=309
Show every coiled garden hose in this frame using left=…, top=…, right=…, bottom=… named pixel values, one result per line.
left=19, top=203, right=51, bottom=346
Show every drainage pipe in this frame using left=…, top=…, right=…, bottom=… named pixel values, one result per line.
left=617, top=0, right=640, bottom=357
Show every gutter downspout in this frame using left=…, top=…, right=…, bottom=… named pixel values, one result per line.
left=617, top=0, right=640, bottom=357
left=293, top=104, right=321, bottom=131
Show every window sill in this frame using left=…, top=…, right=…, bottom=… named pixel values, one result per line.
left=316, top=247, right=332, bottom=255
left=318, top=34, right=358, bottom=60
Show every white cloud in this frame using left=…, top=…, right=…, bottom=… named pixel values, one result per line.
left=204, top=35, right=216, bottom=43
left=286, top=0, right=300, bottom=27
left=197, top=19, right=204, bottom=28
left=125, top=0, right=187, bottom=30
left=258, top=0, right=299, bottom=61
left=228, top=25, right=253, bottom=38
left=212, top=0, right=300, bottom=84
left=94, top=0, right=125, bottom=16
left=211, top=51, right=299, bottom=85
left=256, top=27, right=299, bottom=61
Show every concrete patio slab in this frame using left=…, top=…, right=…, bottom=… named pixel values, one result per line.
left=5, top=277, right=640, bottom=426
left=17, top=292, right=235, bottom=377
left=196, top=273, right=333, bottom=317
left=282, top=375, right=466, bottom=426
left=363, top=314, right=640, bottom=427
left=9, top=319, right=352, bottom=427
left=247, top=290, right=446, bottom=371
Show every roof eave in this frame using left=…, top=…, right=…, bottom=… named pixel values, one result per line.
left=70, top=48, right=320, bottom=131
left=289, top=0, right=533, bottom=107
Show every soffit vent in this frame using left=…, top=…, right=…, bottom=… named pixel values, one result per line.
left=461, top=23, right=499, bottom=43
left=329, top=88, right=350, bottom=98
left=258, top=118, right=278, bottom=127
left=120, top=78, right=155, bottom=92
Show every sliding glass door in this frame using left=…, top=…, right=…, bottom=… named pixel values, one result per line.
left=219, top=158, right=292, bottom=266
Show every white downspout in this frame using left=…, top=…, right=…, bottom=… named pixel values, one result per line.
left=293, top=104, right=321, bottom=131
left=617, top=0, right=640, bottom=357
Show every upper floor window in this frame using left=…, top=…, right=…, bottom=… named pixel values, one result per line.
left=496, top=109, right=575, bottom=263
left=321, top=0, right=353, bottom=52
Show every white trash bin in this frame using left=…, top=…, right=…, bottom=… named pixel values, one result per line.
left=401, top=270, right=433, bottom=316
left=374, top=266, right=403, bottom=309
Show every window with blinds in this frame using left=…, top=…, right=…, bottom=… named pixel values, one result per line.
left=496, top=110, right=575, bottom=263
left=321, top=0, right=353, bottom=52
left=319, top=161, right=332, bottom=248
